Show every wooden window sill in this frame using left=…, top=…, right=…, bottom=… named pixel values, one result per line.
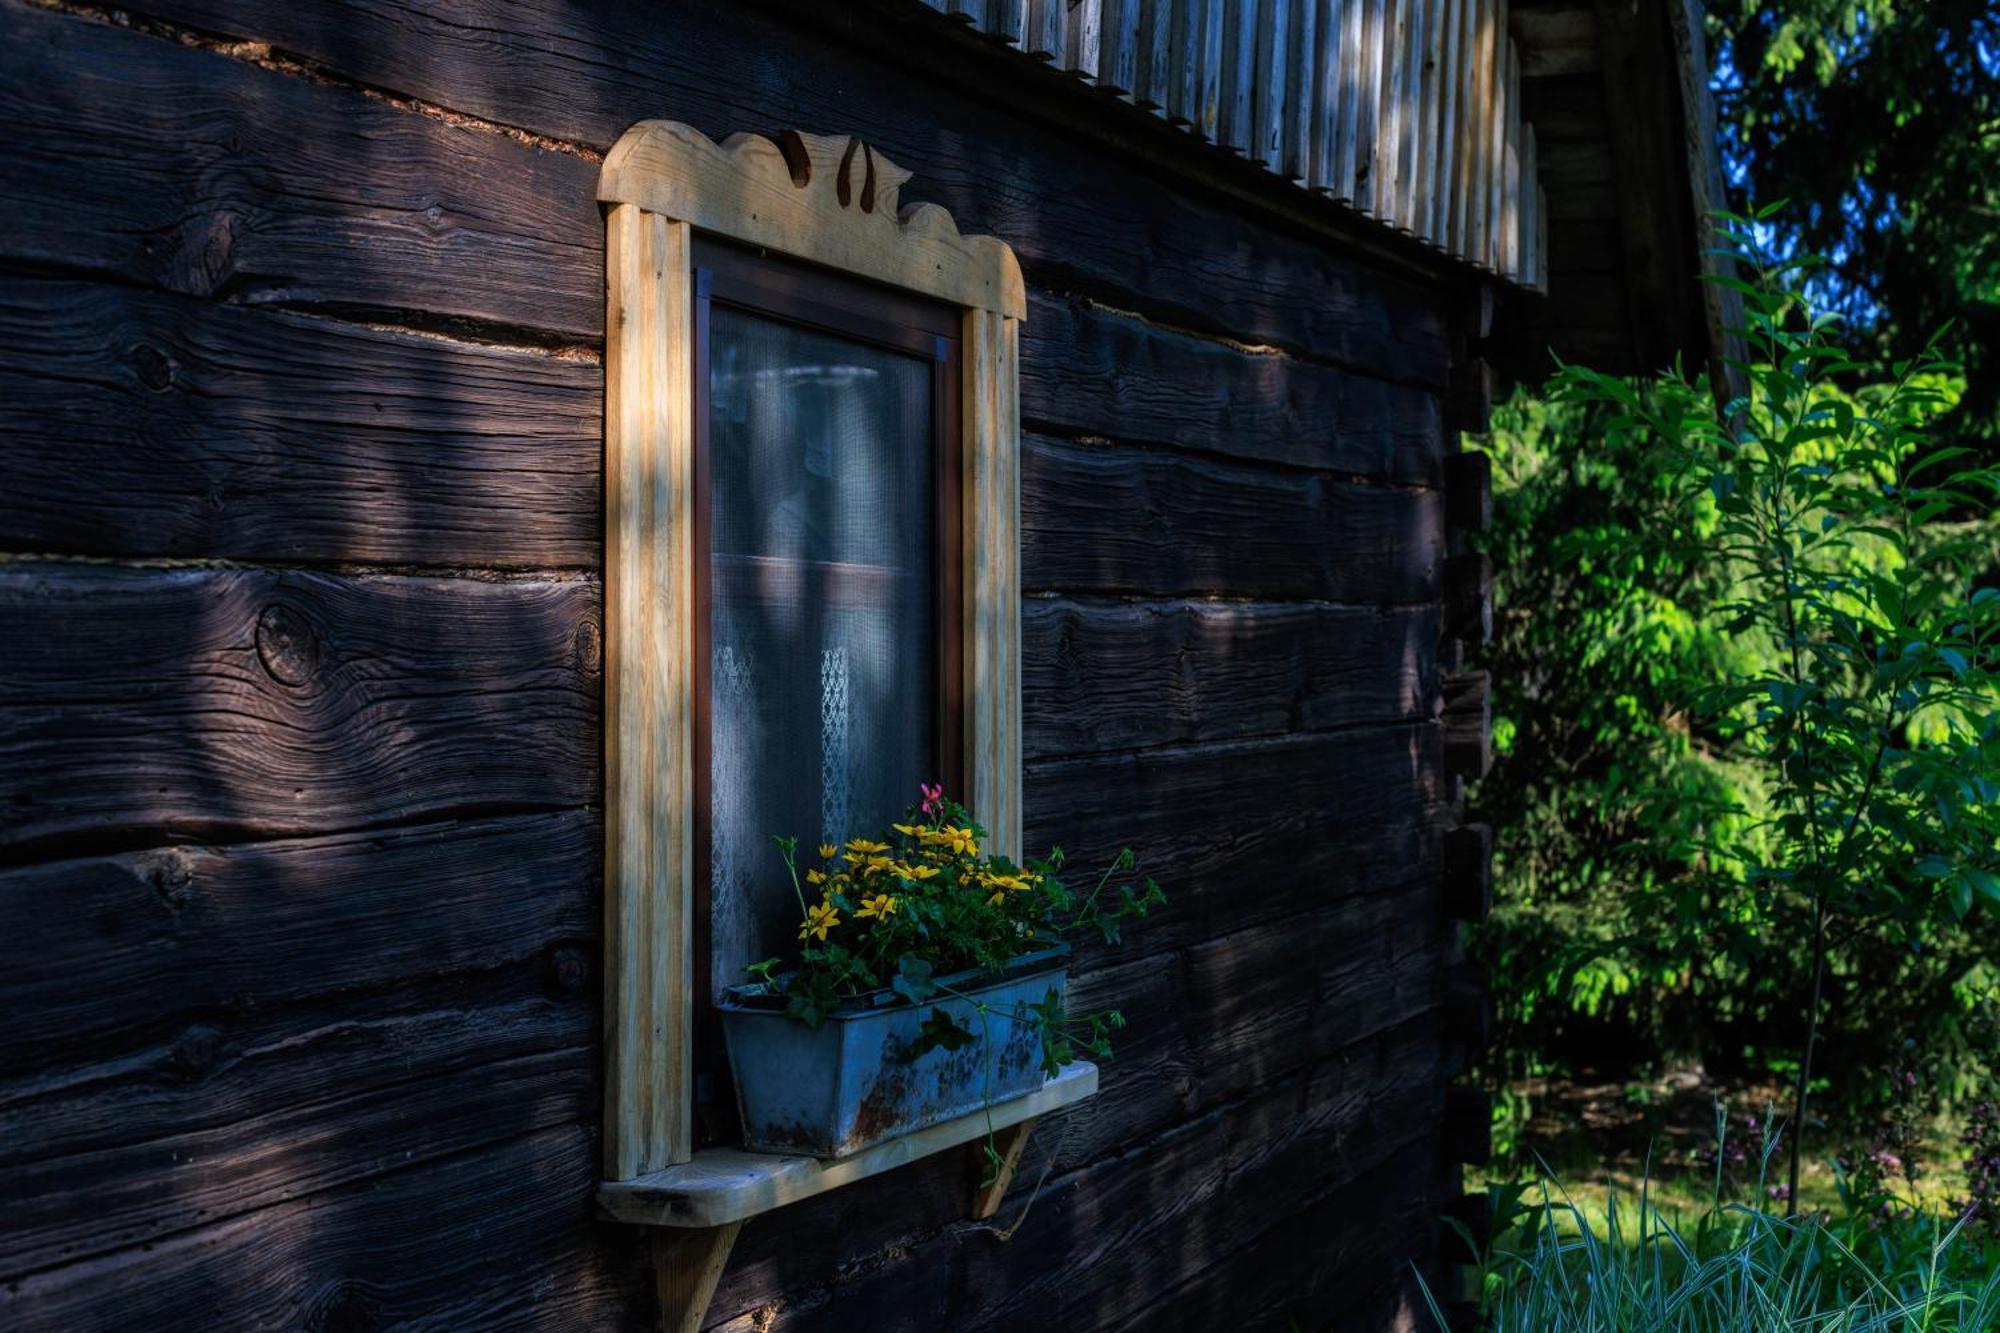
left=598, top=1060, right=1097, bottom=1229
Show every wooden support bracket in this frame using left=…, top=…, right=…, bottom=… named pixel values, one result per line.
left=968, top=1116, right=1038, bottom=1220
left=652, top=1222, right=743, bottom=1333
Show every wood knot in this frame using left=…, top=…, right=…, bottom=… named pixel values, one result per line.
left=571, top=616, right=603, bottom=676
left=255, top=604, right=320, bottom=687
left=169, top=1023, right=224, bottom=1081
left=146, top=847, right=197, bottom=910
left=306, top=1282, right=380, bottom=1333
left=157, top=208, right=241, bottom=300
left=543, top=941, right=592, bottom=997
left=129, top=343, right=175, bottom=393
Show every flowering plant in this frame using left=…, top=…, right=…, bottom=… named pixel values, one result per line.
left=742, top=787, right=1163, bottom=1073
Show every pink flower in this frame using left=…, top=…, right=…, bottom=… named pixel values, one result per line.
left=920, top=783, right=944, bottom=816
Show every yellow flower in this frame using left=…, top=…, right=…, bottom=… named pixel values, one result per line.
left=892, top=823, right=921, bottom=837
left=900, top=863, right=940, bottom=881
left=937, top=826, right=978, bottom=855
left=859, top=854, right=894, bottom=877
left=845, top=838, right=890, bottom=856
left=856, top=893, right=898, bottom=920
left=798, top=901, right=841, bottom=941
left=986, top=890, right=1006, bottom=907
left=818, top=843, right=838, bottom=860
left=805, top=868, right=826, bottom=885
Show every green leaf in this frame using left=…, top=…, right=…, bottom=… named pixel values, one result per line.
left=901, top=1006, right=975, bottom=1062
left=1966, top=868, right=2000, bottom=906
left=890, top=955, right=938, bottom=1005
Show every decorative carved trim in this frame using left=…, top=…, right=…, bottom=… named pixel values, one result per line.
left=599, top=121, right=1025, bottom=319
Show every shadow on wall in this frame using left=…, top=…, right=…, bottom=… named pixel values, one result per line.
left=0, top=1, right=655, bottom=1322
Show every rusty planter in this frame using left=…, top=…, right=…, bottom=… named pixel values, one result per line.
left=718, top=946, right=1069, bottom=1158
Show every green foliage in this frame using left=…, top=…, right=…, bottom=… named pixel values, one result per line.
left=1710, top=1, right=2000, bottom=442
left=1552, top=214, right=2000, bottom=1197
left=1472, top=220, right=2000, bottom=1151
left=1471, top=381, right=1770, bottom=1065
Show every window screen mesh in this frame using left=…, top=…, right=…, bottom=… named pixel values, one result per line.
left=707, top=306, right=937, bottom=1003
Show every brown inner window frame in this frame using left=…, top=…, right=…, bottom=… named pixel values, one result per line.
left=688, top=237, right=965, bottom=1142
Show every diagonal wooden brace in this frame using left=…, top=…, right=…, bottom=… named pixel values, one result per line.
left=652, top=1222, right=742, bottom=1333
left=967, top=1117, right=1038, bottom=1220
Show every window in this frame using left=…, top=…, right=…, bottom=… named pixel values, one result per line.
left=598, top=122, right=1023, bottom=1182
left=691, top=242, right=965, bottom=1139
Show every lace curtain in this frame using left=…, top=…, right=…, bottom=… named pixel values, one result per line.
left=706, top=307, right=936, bottom=1003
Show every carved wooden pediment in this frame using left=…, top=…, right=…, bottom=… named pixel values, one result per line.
left=599, top=121, right=1024, bottom=319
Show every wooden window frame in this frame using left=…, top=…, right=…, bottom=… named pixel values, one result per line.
left=599, top=122, right=1025, bottom=1183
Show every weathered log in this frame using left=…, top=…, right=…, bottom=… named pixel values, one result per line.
left=1062, top=891, right=1446, bottom=1163
left=1444, top=354, right=1495, bottom=435
left=0, top=278, right=601, bottom=567
left=0, top=276, right=1460, bottom=569
left=1023, top=291, right=1445, bottom=483
left=1023, top=598, right=1439, bottom=757
left=0, top=1125, right=650, bottom=1330
left=0, top=809, right=595, bottom=1070
left=1443, top=449, right=1494, bottom=530
left=1442, top=821, right=1495, bottom=921
left=1024, top=434, right=1444, bottom=601
left=1441, top=668, right=1494, bottom=779
left=1027, top=723, right=1448, bottom=952
left=0, top=989, right=592, bottom=1276
left=1444, top=1084, right=1494, bottom=1166
left=0, top=1, right=603, bottom=336
left=1442, top=552, right=1495, bottom=644
left=0, top=564, right=599, bottom=855
left=3, top=0, right=1451, bottom=384
left=1444, top=961, right=1493, bottom=1058
left=1084, top=1141, right=1446, bottom=1333
left=727, top=1022, right=1447, bottom=1333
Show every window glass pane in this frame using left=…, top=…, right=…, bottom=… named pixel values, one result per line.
left=707, top=305, right=936, bottom=1003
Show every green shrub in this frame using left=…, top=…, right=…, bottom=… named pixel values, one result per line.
left=1470, top=216, right=2000, bottom=1154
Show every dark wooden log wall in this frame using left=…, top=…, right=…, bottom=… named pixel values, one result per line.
left=0, top=0, right=1482, bottom=1326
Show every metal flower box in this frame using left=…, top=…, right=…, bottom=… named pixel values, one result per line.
left=718, top=945, right=1069, bottom=1158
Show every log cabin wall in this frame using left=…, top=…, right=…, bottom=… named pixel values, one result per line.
left=0, top=0, right=1497, bottom=1326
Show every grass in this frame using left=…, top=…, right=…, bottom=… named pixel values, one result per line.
left=1483, top=1066, right=1978, bottom=1223
left=1434, top=1114, right=2000, bottom=1332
